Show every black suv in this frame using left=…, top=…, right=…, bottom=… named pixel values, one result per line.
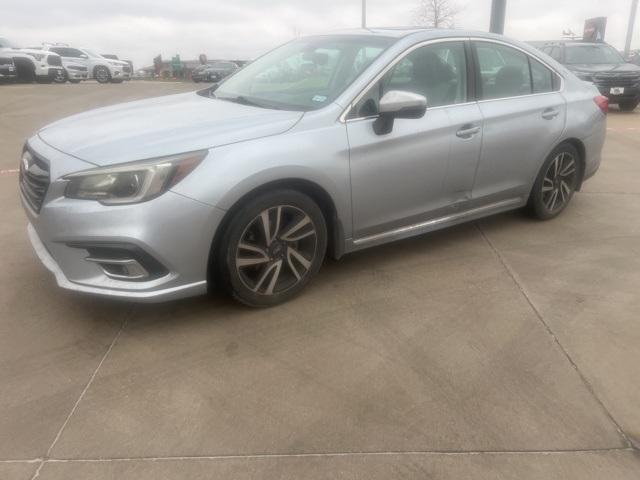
left=192, top=61, right=238, bottom=83
left=535, top=41, right=640, bottom=111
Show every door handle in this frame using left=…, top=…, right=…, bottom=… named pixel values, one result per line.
left=456, top=125, right=481, bottom=138
left=542, top=108, right=560, bottom=120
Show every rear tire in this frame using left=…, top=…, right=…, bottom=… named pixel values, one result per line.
left=619, top=100, right=639, bottom=112
left=527, top=143, right=581, bottom=220
left=215, top=190, right=327, bottom=307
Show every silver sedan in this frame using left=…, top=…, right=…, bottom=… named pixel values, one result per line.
left=20, top=28, right=607, bottom=306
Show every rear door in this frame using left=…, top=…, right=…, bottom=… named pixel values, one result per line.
left=470, top=40, right=566, bottom=205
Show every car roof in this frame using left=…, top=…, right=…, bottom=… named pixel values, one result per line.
left=314, top=27, right=507, bottom=40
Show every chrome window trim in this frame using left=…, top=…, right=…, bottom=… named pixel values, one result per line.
left=470, top=37, right=565, bottom=103
left=339, top=36, right=565, bottom=123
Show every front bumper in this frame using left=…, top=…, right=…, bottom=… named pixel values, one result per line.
left=111, top=68, right=130, bottom=80
left=27, top=224, right=208, bottom=302
left=0, top=65, right=17, bottom=79
left=21, top=135, right=225, bottom=302
left=596, top=85, right=640, bottom=103
left=66, top=69, right=88, bottom=80
left=33, top=64, right=64, bottom=78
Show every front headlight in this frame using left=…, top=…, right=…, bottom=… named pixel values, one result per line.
left=64, top=151, right=206, bottom=205
left=574, top=72, right=594, bottom=83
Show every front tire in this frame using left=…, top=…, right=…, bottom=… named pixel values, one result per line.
left=52, top=69, right=67, bottom=83
left=527, top=143, right=581, bottom=220
left=216, top=190, right=327, bottom=307
left=94, top=65, right=111, bottom=84
left=619, top=100, right=639, bottom=112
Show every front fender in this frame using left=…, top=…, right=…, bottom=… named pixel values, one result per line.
left=171, top=122, right=353, bottom=238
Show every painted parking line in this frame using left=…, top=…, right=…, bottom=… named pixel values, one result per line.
left=1, top=168, right=19, bottom=175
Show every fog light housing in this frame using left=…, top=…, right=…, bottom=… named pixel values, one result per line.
left=67, top=242, right=169, bottom=282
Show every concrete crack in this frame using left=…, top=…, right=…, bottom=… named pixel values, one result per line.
left=475, top=222, right=634, bottom=450
left=29, top=308, right=132, bottom=480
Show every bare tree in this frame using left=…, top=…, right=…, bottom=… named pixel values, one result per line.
left=413, top=0, right=464, bottom=28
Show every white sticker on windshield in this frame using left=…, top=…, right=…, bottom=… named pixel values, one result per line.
left=312, top=95, right=327, bottom=103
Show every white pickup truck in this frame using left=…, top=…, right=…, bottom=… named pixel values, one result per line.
left=0, top=37, right=65, bottom=83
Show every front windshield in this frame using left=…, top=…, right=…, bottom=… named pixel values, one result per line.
left=214, top=35, right=394, bottom=111
left=83, top=49, right=103, bottom=59
left=565, top=44, right=625, bottom=64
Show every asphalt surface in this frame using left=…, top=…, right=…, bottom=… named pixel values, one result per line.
left=0, top=81, right=639, bottom=479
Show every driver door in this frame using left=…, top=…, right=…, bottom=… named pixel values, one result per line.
left=346, top=41, right=482, bottom=241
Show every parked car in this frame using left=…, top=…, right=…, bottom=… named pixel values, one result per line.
left=20, top=29, right=606, bottom=306
left=38, top=44, right=129, bottom=83
left=191, top=64, right=209, bottom=82
left=535, top=40, right=640, bottom=111
left=0, top=37, right=65, bottom=83
left=26, top=46, right=88, bottom=83
left=0, top=55, right=17, bottom=82
left=193, top=61, right=238, bottom=82
left=100, top=54, right=132, bottom=80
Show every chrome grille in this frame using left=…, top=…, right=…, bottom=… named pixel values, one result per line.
left=19, top=150, right=50, bottom=213
left=47, top=55, right=62, bottom=67
left=67, top=65, right=88, bottom=72
left=594, top=72, right=640, bottom=87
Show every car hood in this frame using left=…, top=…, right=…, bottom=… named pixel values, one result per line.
left=20, top=48, right=57, bottom=56
left=568, top=63, right=640, bottom=74
left=1, top=47, right=55, bottom=58
left=37, top=92, right=304, bottom=166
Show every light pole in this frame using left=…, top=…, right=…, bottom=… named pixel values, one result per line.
left=362, top=0, right=367, bottom=28
left=624, top=0, right=639, bottom=58
left=489, top=0, right=507, bottom=34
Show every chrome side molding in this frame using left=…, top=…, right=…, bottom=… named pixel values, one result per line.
left=353, top=197, right=523, bottom=246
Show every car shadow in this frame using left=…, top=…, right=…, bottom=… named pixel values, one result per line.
left=85, top=209, right=536, bottom=327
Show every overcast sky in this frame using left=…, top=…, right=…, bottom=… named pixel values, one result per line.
left=1, top=0, right=638, bottom=68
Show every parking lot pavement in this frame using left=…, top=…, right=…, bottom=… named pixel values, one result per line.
left=0, top=83, right=639, bottom=479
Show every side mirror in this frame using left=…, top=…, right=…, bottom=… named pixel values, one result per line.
left=79, top=54, right=88, bottom=59
left=373, top=90, right=427, bottom=135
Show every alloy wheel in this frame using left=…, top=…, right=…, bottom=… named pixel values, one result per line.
left=542, top=152, right=578, bottom=213
left=235, top=205, right=317, bottom=296
left=96, top=67, right=109, bottom=83
left=53, top=70, right=66, bottom=83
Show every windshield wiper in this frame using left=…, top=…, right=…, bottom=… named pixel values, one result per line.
left=217, top=95, right=274, bottom=109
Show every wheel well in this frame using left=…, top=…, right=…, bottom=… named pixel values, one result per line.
left=562, top=138, right=586, bottom=190
left=207, top=179, right=344, bottom=287
left=13, top=57, right=35, bottom=80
